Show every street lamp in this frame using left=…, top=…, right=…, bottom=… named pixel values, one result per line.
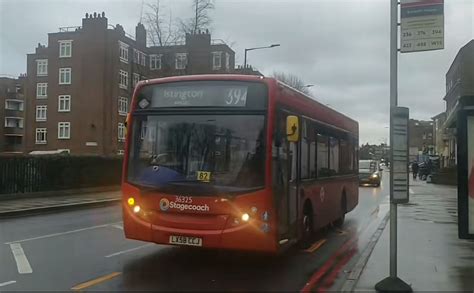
left=243, top=44, right=280, bottom=68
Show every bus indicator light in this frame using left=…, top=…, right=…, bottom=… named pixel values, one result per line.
left=127, top=197, right=135, bottom=206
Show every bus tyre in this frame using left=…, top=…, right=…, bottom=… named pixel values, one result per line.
left=334, top=195, right=346, bottom=228
left=299, top=203, right=313, bottom=249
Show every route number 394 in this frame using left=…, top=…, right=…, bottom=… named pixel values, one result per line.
left=225, top=88, right=247, bottom=105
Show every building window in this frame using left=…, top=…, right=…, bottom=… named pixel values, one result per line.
left=58, top=122, right=71, bottom=139
left=4, top=117, right=24, bottom=128
left=134, top=49, right=139, bottom=63
left=58, top=95, right=71, bottom=112
left=133, top=49, right=146, bottom=65
left=59, top=40, right=72, bottom=58
left=118, top=97, right=128, bottom=116
left=175, top=53, right=187, bottom=70
left=5, top=100, right=24, bottom=111
left=150, top=54, right=162, bottom=70
left=118, top=123, right=125, bottom=141
left=133, top=73, right=140, bottom=87
left=212, top=51, right=222, bottom=70
left=35, top=128, right=47, bottom=144
left=59, top=68, right=72, bottom=84
left=36, top=59, right=48, bottom=76
left=36, top=83, right=47, bottom=98
left=119, top=41, right=129, bottom=63
left=119, top=70, right=128, bottom=89
left=36, top=105, right=47, bottom=122
left=225, top=52, right=230, bottom=70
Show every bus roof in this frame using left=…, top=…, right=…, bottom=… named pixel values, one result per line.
left=139, top=74, right=266, bottom=85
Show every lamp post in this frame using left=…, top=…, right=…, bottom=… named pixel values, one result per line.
left=243, top=44, right=280, bottom=69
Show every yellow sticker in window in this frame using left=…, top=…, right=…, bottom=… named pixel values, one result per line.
left=197, top=171, right=211, bottom=182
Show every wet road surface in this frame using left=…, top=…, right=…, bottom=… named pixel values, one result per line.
left=0, top=171, right=390, bottom=291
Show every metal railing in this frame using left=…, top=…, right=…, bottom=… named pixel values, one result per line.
left=0, top=156, right=122, bottom=194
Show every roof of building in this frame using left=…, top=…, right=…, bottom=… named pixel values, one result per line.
left=445, top=39, right=474, bottom=77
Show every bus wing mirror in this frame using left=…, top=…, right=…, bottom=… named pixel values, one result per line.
left=286, top=115, right=299, bottom=142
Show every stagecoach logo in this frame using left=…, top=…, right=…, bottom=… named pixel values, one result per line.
left=320, top=187, right=325, bottom=203
left=160, top=198, right=170, bottom=211
left=159, top=198, right=210, bottom=212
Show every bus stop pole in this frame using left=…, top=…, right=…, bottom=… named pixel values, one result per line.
left=389, top=0, right=398, bottom=280
left=375, top=1, right=412, bottom=291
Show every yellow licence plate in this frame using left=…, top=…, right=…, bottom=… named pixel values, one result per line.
left=169, top=235, right=202, bottom=247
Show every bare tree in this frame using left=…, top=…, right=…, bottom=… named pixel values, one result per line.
left=271, top=71, right=311, bottom=95
left=144, top=0, right=181, bottom=46
left=180, top=0, right=215, bottom=34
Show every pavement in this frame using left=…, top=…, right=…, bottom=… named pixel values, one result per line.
left=349, top=178, right=474, bottom=292
left=0, top=173, right=390, bottom=291
left=0, top=190, right=121, bottom=218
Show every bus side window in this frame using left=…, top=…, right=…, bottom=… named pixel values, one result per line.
left=317, top=133, right=329, bottom=177
left=300, top=120, right=309, bottom=179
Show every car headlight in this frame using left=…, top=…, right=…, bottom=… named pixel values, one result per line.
left=371, top=173, right=379, bottom=178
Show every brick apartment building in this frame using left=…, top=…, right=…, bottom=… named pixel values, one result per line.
left=24, top=12, right=235, bottom=155
left=0, top=76, right=26, bottom=153
left=408, top=119, right=434, bottom=161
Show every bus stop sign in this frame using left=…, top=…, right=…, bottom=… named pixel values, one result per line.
left=391, top=107, right=410, bottom=204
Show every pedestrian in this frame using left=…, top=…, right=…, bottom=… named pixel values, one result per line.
left=412, top=161, right=419, bottom=179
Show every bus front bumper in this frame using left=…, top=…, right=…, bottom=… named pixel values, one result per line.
left=123, top=204, right=277, bottom=253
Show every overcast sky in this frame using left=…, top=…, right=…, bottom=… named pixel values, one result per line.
left=1, top=0, right=473, bottom=144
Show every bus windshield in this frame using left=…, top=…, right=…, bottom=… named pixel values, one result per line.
left=127, top=114, right=266, bottom=194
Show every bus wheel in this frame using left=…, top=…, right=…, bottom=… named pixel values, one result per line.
left=334, top=194, right=346, bottom=228
left=299, top=202, right=313, bottom=249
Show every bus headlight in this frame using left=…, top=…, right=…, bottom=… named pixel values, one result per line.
left=127, top=197, right=135, bottom=206
left=133, top=205, right=141, bottom=213
left=241, top=213, right=250, bottom=222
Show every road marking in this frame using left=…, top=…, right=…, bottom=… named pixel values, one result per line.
left=105, top=244, right=153, bottom=258
left=4, top=222, right=121, bottom=244
left=71, top=272, right=121, bottom=291
left=409, top=188, right=414, bottom=194
left=110, top=224, right=123, bottom=230
left=304, top=239, right=327, bottom=253
left=9, top=243, right=32, bottom=274
left=0, top=280, right=16, bottom=287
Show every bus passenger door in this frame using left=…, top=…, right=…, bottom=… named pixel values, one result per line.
left=274, top=113, right=299, bottom=241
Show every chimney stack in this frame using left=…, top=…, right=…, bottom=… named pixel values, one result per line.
left=135, top=23, right=147, bottom=48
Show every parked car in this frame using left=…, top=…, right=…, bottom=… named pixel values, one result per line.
left=359, top=160, right=381, bottom=187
